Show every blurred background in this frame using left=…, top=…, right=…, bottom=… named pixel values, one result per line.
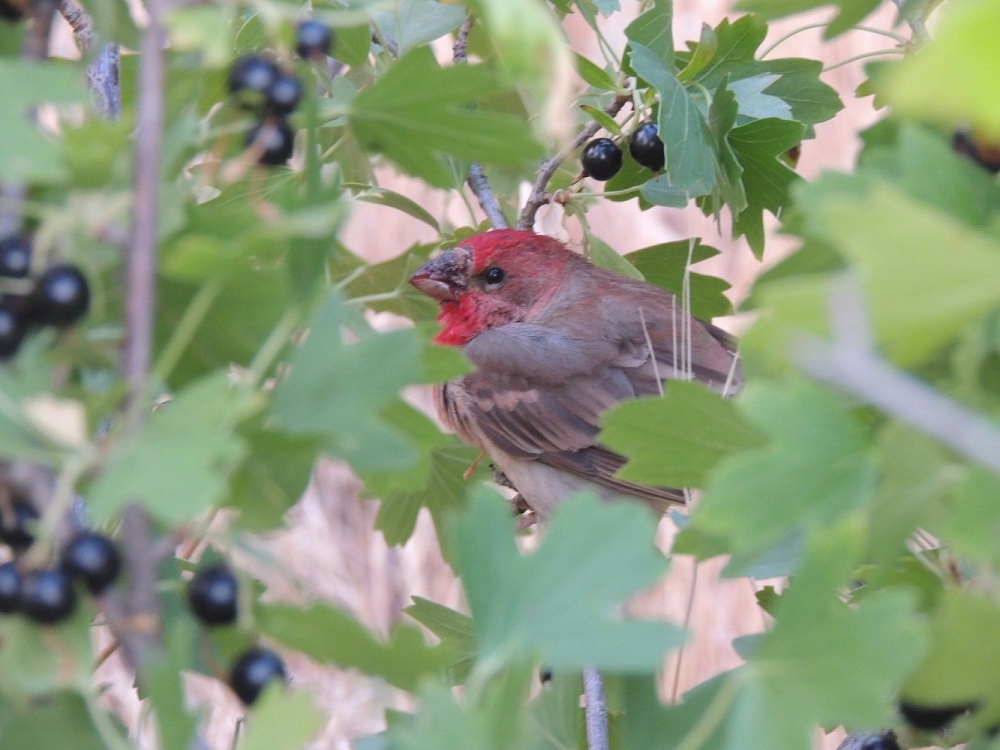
left=73, top=1, right=902, bottom=746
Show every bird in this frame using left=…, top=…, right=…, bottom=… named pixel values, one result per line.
left=408, top=229, right=742, bottom=521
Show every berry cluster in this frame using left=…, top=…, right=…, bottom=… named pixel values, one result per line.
left=227, top=20, right=333, bottom=167
left=187, top=564, right=286, bottom=705
left=0, top=500, right=119, bottom=624
left=0, top=235, right=90, bottom=360
left=0, top=494, right=286, bottom=706
left=187, top=563, right=287, bottom=705
left=581, top=122, right=666, bottom=182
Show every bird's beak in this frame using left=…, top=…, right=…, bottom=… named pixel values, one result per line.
left=409, top=246, right=473, bottom=303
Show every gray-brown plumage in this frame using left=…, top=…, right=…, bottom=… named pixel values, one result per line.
left=410, top=229, right=741, bottom=520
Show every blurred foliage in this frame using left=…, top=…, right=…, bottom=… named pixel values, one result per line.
left=1, top=0, right=999, bottom=748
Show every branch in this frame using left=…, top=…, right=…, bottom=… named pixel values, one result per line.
left=517, top=94, right=630, bottom=230
left=793, top=275, right=1000, bottom=478
left=452, top=16, right=509, bottom=229
left=23, top=0, right=57, bottom=60
left=58, top=0, right=93, bottom=50
left=59, top=1, right=121, bottom=120
left=583, top=667, right=609, bottom=750
left=124, top=0, right=167, bottom=423
left=102, top=504, right=170, bottom=676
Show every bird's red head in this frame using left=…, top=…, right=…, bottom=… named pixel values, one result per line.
left=409, top=230, right=578, bottom=346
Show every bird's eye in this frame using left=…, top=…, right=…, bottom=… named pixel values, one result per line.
left=483, top=266, right=505, bottom=288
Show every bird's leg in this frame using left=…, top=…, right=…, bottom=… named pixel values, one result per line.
left=463, top=450, right=486, bottom=480
left=490, top=466, right=537, bottom=529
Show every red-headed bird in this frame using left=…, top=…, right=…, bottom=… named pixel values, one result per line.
left=409, top=229, right=742, bottom=520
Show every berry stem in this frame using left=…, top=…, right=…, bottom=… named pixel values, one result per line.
left=757, top=21, right=908, bottom=59
left=517, top=94, right=630, bottom=231
left=822, top=48, right=906, bottom=72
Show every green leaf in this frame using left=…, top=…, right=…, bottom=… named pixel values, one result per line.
left=0, top=692, right=123, bottom=750
left=227, top=428, right=323, bottom=532
left=943, top=467, right=1000, bottom=565
left=625, top=239, right=733, bottom=319
left=903, top=590, right=1000, bottom=712
left=584, top=230, right=644, bottom=280
left=733, top=525, right=925, bottom=748
left=680, top=380, right=876, bottom=555
left=885, top=0, right=1000, bottom=138
left=728, top=117, right=804, bottom=257
left=575, top=53, right=618, bottom=91
left=269, top=293, right=428, bottom=473
left=165, top=5, right=231, bottom=66
left=621, top=672, right=734, bottom=750
left=0, top=59, right=89, bottom=181
left=624, top=0, right=673, bottom=65
left=677, top=22, right=719, bottom=82
left=728, top=74, right=793, bottom=122
left=804, top=183, right=1000, bottom=365
left=690, top=17, right=842, bottom=131
left=257, top=603, right=453, bottom=692
left=581, top=104, right=624, bottom=136
left=601, top=382, right=768, bottom=487
left=388, top=669, right=534, bottom=750
left=241, top=689, right=325, bottom=750
left=87, top=373, right=256, bottom=524
left=370, top=0, right=466, bottom=54
left=452, top=490, right=684, bottom=673
left=349, top=48, right=543, bottom=187
left=865, top=423, right=954, bottom=570
left=156, top=268, right=293, bottom=389
left=331, top=24, right=372, bottom=67
left=0, top=604, right=94, bottom=697
left=374, top=441, right=479, bottom=548
left=405, top=597, right=476, bottom=683
left=349, top=185, right=440, bottom=231
left=629, top=43, right=717, bottom=200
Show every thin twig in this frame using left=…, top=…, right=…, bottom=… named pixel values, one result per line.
left=124, top=0, right=166, bottom=426
left=452, top=16, right=509, bottom=229
left=467, top=163, right=509, bottom=230
left=102, top=504, right=168, bottom=676
left=793, top=276, right=1000, bottom=478
left=583, top=667, right=609, bottom=750
left=23, top=0, right=57, bottom=60
left=58, top=0, right=94, bottom=51
left=517, top=95, right=630, bottom=230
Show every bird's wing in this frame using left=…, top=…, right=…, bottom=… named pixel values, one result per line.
left=442, top=321, right=723, bottom=507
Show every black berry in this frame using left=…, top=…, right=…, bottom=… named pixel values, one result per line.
left=539, top=666, right=552, bottom=684
left=28, top=264, right=90, bottom=326
left=898, top=700, right=969, bottom=731
left=228, top=55, right=282, bottom=111
left=21, top=569, right=77, bottom=625
left=229, top=647, right=287, bottom=705
left=62, top=532, right=121, bottom=594
left=629, top=122, right=665, bottom=171
left=859, top=733, right=900, bottom=750
left=0, top=561, right=21, bottom=613
left=0, top=0, right=22, bottom=21
left=246, top=120, right=295, bottom=166
left=0, top=301, right=26, bottom=359
left=581, top=138, right=623, bottom=181
left=295, top=20, right=333, bottom=59
left=266, top=74, right=303, bottom=116
left=187, top=564, right=238, bottom=626
left=0, top=236, right=31, bottom=278
left=0, top=499, right=38, bottom=550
